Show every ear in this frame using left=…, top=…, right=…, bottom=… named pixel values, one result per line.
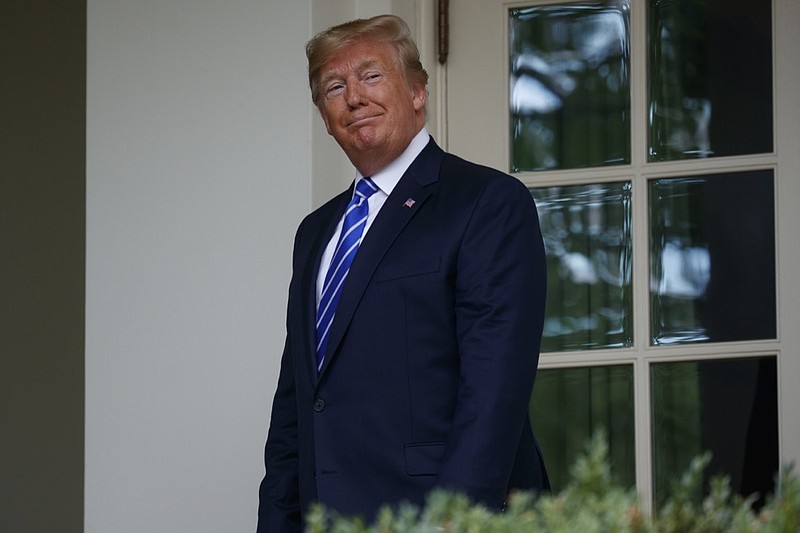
left=411, top=84, right=427, bottom=112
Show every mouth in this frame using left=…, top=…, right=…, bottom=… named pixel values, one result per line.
left=347, top=114, right=379, bottom=127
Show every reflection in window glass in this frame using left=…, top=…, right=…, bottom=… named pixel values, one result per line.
left=532, top=182, right=632, bottom=352
left=530, top=365, right=635, bottom=492
left=648, top=0, right=773, bottom=161
left=649, top=171, right=776, bottom=345
left=651, top=356, right=778, bottom=509
left=509, top=2, right=630, bottom=172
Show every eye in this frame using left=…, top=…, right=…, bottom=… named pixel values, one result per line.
left=325, top=82, right=345, bottom=97
left=363, top=71, right=383, bottom=83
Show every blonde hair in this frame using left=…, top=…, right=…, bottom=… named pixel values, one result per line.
left=306, top=14, right=429, bottom=107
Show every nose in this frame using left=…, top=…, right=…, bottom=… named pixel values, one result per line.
left=345, top=81, right=367, bottom=107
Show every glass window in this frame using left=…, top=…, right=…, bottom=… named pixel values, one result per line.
left=532, top=182, right=633, bottom=352
left=649, top=170, right=776, bottom=345
left=651, top=356, right=778, bottom=509
left=530, top=364, right=635, bottom=492
left=647, top=0, right=773, bottom=161
left=509, top=1, right=631, bottom=171
left=498, top=0, right=782, bottom=511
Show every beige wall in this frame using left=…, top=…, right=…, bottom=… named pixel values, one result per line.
left=85, top=1, right=313, bottom=531
left=0, top=1, right=86, bottom=531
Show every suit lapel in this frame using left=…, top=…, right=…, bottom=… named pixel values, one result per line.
left=302, top=190, right=351, bottom=385
left=317, top=139, right=445, bottom=378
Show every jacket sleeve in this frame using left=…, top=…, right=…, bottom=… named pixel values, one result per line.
left=257, top=334, right=302, bottom=533
left=258, top=220, right=311, bottom=533
left=435, top=174, right=547, bottom=507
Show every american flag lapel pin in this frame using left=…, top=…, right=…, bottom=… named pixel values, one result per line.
left=403, top=198, right=416, bottom=208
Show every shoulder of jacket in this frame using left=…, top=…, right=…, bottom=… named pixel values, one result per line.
left=440, top=152, right=525, bottom=193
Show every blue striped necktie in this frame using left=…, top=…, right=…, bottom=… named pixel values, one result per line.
left=316, top=177, right=379, bottom=372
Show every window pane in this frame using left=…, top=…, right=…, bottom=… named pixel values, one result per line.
left=532, top=182, right=633, bottom=352
left=530, top=365, right=635, bottom=492
left=651, top=356, right=778, bottom=509
left=647, top=0, right=773, bottom=161
left=649, top=170, right=776, bottom=345
left=509, top=2, right=631, bottom=171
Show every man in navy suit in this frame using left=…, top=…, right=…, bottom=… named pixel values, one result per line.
left=258, top=14, right=548, bottom=532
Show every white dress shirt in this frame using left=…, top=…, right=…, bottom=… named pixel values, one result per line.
left=316, top=128, right=430, bottom=307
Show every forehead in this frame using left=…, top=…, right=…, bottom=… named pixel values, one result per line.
left=320, top=40, right=399, bottom=79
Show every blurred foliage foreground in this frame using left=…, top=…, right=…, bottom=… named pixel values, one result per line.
left=305, top=433, right=800, bottom=533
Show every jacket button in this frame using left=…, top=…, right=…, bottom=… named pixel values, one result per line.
left=313, top=399, right=326, bottom=412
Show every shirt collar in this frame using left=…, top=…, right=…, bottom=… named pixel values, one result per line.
left=354, top=127, right=430, bottom=197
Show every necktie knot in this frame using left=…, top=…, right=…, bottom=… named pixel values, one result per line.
left=355, top=177, right=379, bottom=202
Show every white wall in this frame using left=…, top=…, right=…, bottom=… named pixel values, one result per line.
left=86, top=1, right=311, bottom=531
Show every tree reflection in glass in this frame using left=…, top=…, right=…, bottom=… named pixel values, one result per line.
left=651, top=356, right=778, bottom=509
left=531, top=182, right=633, bottom=352
left=531, top=364, right=635, bottom=492
left=510, top=2, right=631, bottom=171
left=649, top=171, right=776, bottom=345
left=648, top=0, right=773, bottom=161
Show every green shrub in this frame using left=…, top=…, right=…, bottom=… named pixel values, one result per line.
left=304, top=433, right=800, bottom=532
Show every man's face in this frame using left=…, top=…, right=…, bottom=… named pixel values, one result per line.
left=316, top=39, right=426, bottom=176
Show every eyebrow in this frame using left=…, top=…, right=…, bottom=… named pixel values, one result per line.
left=320, top=58, right=385, bottom=86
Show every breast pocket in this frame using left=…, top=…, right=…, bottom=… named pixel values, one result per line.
left=377, top=256, right=441, bottom=283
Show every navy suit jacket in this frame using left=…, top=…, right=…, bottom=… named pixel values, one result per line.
left=258, top=138, right=548, bottom=532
